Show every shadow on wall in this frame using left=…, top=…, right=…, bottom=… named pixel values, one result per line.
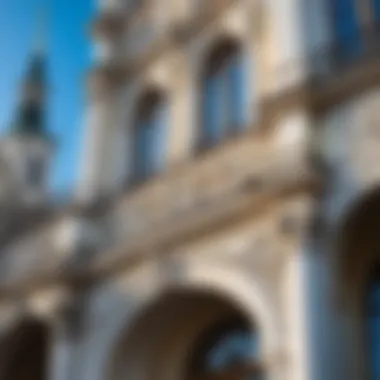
left=0, top=317, right=49, bottom=380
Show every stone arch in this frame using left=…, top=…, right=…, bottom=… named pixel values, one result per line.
left=336, top=184, right=380, bottom=290
left=124, top=72, right=172, bottom=133
left=105, top=261, right=279, bottom=380
left=133, top=88, right=167, bottom=125
left=200, top=35, right=243, bottom=77
left=191, top=0, right=262, bottom=94
left=334, top=184, right=380, bottom=379
left=163, top=259, right=280, bottom=353
left=131, top=56, right=176, bottom=111
left=194, top=31, right=246, bottom=90
left=0, top=317, right=50, bottom=380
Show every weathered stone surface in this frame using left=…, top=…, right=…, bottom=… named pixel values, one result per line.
left=116, top=132, right=310, bottom=244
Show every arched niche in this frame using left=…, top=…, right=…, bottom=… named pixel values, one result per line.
left=337, top=186, right=380, bottom=289
left=108, top=289, right=265, bottom=380
left=335, top=185, right=380, bottom=379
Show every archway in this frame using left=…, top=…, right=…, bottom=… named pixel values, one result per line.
left=0, top=318, right=49, bottom=380
left=337, top=186, right=380, bottom=286
left=109, top=290, right=264, bottom=380
left=337, top=186, right=380, bottom=379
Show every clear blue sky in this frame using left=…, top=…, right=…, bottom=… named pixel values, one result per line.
left=0, top=0, right=95, bottom=195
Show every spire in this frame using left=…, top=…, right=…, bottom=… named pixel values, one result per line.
left=11, top=1, right=50, bottom=139
left=27, top=4, right=48, bottom=84
left=34, top=3, right=48, bottom=56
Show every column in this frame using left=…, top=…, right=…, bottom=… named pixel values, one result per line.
left=77, top=97, right=114, bottom=203
left=282, top=238, right=346, bottom=380
left=47, top=291, right=86, bottom=380
left=283, top=248, right=312, bottom=380
left=49, top=317, right=74, bottom=380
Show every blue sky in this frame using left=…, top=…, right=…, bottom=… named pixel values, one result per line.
left=0, top=0, right=95, bottom=195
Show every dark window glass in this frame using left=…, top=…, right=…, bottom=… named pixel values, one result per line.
left=200, top=40, right=247, bottom=150
left=132, top=92, right=167, bottom=183
left=202, top=70, right=224, bottom=146
left=188, top=317, right=262, bottom=380
left=227, top=53, right=246, bottom=132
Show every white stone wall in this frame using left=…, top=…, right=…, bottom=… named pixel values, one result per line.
left=79, top=0, right=317, bottom=201
left=4, top=2, right=372, bottom=380
left=49, top=191, right=314, bottom=380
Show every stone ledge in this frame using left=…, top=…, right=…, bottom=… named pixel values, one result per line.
left=311, top=54, right=380, bottom=113
left=0, top=173, right=319, bottom=299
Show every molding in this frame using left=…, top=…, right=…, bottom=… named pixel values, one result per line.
left=0, top=176, right=319, bottom=299
left=311, top=55, right=380, bottom=113
left=88, top=17, right=380, bottom=115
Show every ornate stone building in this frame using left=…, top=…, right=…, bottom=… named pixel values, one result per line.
left=1, top=0, right=380, bottom=379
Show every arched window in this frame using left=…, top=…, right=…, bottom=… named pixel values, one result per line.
left=367, top=271, right=380, bottom=379
left=187, top=317, right=263, bottom=380
left=131, top=90, right=168, bottom=183
left=199, top=39, right=247, bottom=151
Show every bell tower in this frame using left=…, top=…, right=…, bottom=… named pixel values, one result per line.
left=1, top=6, right=54, bottom=206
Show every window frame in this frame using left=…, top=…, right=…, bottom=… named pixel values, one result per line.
left=130, top=90, right=168, bottom=185
left=197, top=38, right=247, bottom=153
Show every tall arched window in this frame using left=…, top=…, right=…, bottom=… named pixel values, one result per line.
left=131, top=90, right=168, bottom=183
left=199, top=39, right=247, bottom=151
left=187, top=317, right=263, bottom=380
left=367, top=271, right=380, bottom=379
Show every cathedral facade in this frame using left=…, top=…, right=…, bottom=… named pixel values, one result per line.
left=1, top=0, right=380, bottom=379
